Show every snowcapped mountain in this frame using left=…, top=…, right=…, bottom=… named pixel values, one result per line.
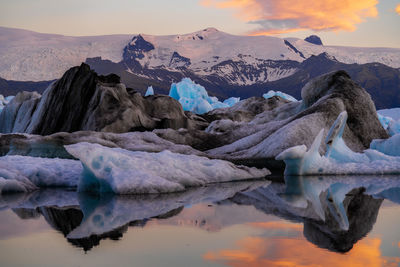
left=1, top=26, right=400, bottom=108
left=1, top=26, right=400, bottom=83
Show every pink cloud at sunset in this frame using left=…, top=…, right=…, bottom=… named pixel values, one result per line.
left=201, top=0, right=379, bottom=35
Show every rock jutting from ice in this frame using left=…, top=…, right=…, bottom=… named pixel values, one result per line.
left=205, top=71, right=388, bottom=167
left=276, top=111, right=400, bottom=175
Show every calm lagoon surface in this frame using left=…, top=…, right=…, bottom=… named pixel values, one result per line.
left=0, top=176, right=399, bottom=267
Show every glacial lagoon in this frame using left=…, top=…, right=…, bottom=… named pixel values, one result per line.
left=0, top=176, right=399, bottom=267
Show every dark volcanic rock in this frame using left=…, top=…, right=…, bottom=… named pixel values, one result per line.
left=0, top=63, right=208, bottom=135
left=203, top=70, right=388, bottom=165
left=304, top=35, right=323, bottom=45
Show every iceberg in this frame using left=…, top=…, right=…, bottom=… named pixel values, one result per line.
left=0, top=94, right=14, bottom=112
left=377, top=113, right=393, bottom=130
left=0, top=143, right=269, bottom=195
left=263, top=90, right=298, bottom=102
left=370, top=134, right=400, bottom=157
left=0, top=156, right=81, bottom=189
left=387, top=120, right=400, bottom=136
left=65, top=142, right=270, bottom=194
left=145, top=86, right=154, bottom=96
left=168, top=78, right=237, bottom=114
left=276, top=111, right=400, bottom=175
left=377, top=108, right=400, bottom=135
left=223, top=97, right=240, bottom=107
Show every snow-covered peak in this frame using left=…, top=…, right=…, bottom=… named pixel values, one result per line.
left=1, top=26, right=400, bottom=81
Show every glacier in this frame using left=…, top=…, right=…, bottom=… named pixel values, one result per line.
left=263, top=90, right=298, bottom=102
left=276, top=111, right=400, bottom=175
left=168, top=78, right=239, bottom=114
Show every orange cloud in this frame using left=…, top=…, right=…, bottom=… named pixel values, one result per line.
left=201, top=0, right=379, bottom=35
left=205, top=236, right=400, bottom=267
left=396, top=4, right=400, bottom=15
left=204, top=221, right=400, bottom=267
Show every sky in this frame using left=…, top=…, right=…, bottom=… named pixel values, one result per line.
left=0, top=0, right=399, bottom=47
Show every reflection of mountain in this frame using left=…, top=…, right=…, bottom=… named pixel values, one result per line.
left=1, top=176, right=399, bottom=253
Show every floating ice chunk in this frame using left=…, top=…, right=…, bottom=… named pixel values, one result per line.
left=65, top=142, right=270, bottom=195
left=223, top=97, right=240, bottom=107
left=377, top=114, right=393, bottom=130
left=0, top=94, right=14, bottom=112
left=145, top=86, right=154, bottom=96
left=168, top=78, right=231, bottom=114
left=0, top=156, right=81, bottom=189
left=0, top=163, right=37, bottom=194
left=370, top=134, right=400, bottom=157
left=378, top=108, right=400, bottom=121
left=263, top=90, right=298, bottom=102
left=193, top=98, right=213, bottom=114
left=277, top=111, right=400, bottom=175
left=387, top=120, right=400, bottom=136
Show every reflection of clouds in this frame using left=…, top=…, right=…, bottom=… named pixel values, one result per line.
left=201, top=0, right=378, bottom=35
left=204, top=224, right=400, bottom=267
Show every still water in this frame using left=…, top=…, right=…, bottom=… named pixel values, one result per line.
left=0, top=176, right=399, bottom=267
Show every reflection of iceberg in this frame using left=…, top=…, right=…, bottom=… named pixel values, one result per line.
left=2, top=181, right=267, bottom=250
left=67, top=182, right=265, bottom=239
left=277, top=111, right=400, bottom=175
left=230, top=175, right=399, bottom=252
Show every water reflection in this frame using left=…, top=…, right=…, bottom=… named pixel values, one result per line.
left=0, top=175, right=399, bottom=257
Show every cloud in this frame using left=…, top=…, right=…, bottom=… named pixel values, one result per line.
left=204, top=235, right=400, bottom=267
left=201, top=0, right=379, bottom=35
left=396, top=4, right=400, bottom=15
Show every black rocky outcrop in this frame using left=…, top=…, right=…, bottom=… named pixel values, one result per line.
left=0, top=63, right=207, bottom=135
left=304, top=35, right=323, bottom=45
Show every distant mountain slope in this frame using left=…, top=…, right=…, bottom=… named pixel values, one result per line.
left=264, top=53, right=400, bottom=109
left=1, top=26, right=400, bottom=82
left=0, top=77, right=53, bottom=96
left=86, top=53, right=400, bottom=109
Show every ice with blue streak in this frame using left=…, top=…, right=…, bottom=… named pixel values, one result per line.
left=277, top=111, right=400, bottom=175
left=145, top=86, right=154, bottom=96
left=168, top=78, right=238, bottom=114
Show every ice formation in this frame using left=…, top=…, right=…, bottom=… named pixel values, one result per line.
left=168, top=78, right=238, bottom=114
left=276, top=111, right=400, bottom=175
left=377, top=114, right=393, bottom=130
left=0, top=95, right=14, bottom=112
left=263, top=90, right=298, bottom=102
left=145, top=86, right=154, bottom=96
left=0, top=142, right=269, bottom=195
left=377, top=108, right=400, bottom=135
left=65, top=142, right=269, bottom=194
left=370, top=134, right=400, bottom=157
left=0, top=156, right=80, bottom=193
left=223, top=97, right=240, bottom=107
